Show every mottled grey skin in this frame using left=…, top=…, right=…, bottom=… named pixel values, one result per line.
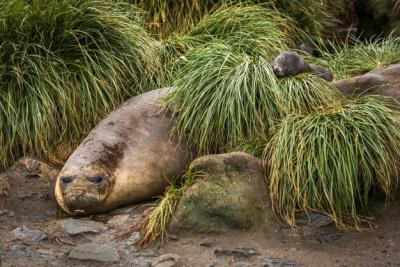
left=271, top=51, right=311, bottom=77
left=271, top=51, right=333, bottom=81
left=333, top=64, right=400, bottom=98
left=55, top=88, right=191, bottom=215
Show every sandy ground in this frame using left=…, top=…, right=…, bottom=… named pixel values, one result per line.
left=0, top=158, right=399, bottom=266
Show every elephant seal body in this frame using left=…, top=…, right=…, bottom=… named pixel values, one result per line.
left=55, top=88, right=191, bottom=215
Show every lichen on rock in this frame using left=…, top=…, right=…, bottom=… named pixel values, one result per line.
left=169, top=152, right=272, bottom=234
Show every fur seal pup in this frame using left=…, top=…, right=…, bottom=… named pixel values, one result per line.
left=55, top=88, right=191, bottom=215
left=271, top=51, right=333, bottom=81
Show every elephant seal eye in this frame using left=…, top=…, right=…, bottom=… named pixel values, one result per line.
left=61, top=177, right=72, bottom=185
left=90, top=176, right=104, bottom=185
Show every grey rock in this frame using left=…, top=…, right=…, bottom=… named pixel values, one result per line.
left=261, top=257, right=297, bottom=266
left=281, top=212, right=341, bottom=242
left=151, top=254, right=181, bottom=267
left=62, top=219, right=107, bottom=235
left=107, top=214, right=130, bottom=228
left=36, top=249, right=55, bottom=259
left=170, top=152, right=273, bottom=234
left=214, top=248, right=260, bottom=258
left=130, top=258, right=152, bottom=267
left=317, top=231, right=343, bottom=244
left=234, top=262, right=253, bottom=267
left=10, top=245, right=33, bottom=257
left=296, top=211, right=332, bottom=228
left=0, top=209, right=8, bottom=216
left=109, top=205, right=136, bottom=215
left=11, top=225, right=47, bottom=241
left=126, top=231, right=141, bottom=246
left=69, top=243, right=120, bottom=262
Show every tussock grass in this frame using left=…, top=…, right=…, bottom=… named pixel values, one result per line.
left=266, top=96, right=400, bottom=229
left=0, top=0, right=160, bottom=167
left=186, top=4, right=295, bottom=58
left=132, top=0, right=344, bottom=39
left=166, top=43, right=339, bottom=155
left=314, top=35, right=400, bottom=79
left=265, top=0, right=338, bottom=38
left=133, top=169, right=205, bottom=246
left=160, top=4, right=296, bottom=77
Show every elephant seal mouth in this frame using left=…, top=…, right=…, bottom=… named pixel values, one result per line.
left=63, top=189, right=101, bottom=215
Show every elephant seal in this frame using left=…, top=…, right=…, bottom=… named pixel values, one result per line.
left=55, top=88, right=191, bottom=215
left=271, top=51, right=333, bottom=81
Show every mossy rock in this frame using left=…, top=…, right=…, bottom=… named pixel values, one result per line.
left=169, top=152, right=272, bottom=234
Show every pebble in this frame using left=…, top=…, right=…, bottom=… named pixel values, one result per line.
left=10, top=245, right=33, bottom=257
left=11, top=225, right=47, bottom=241
left=214, top=248, right=260, bottom=258
left=69, top=243, right=120, bottom=262
left=107, top=214, right=130, bottom=228
left=151, top=253, right=181, bottom=267
left=261, top=257, right=297, bottom=266
left=126, top=231, right=141, bottom=246
left=62, top=219, right=108, bottom=235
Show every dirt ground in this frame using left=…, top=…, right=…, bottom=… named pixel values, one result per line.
left=0, top=158, right=399, bottom=267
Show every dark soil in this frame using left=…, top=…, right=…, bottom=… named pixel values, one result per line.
left=0, top=158, right=399, bottom=266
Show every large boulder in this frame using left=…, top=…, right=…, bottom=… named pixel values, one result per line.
left=333, top=64, right=400, bottom=99
left=169, top=152, right=273, bottom=234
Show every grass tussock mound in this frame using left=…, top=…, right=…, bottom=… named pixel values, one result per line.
left=160, top=4, right=296, bottom=75
left=166, top=42, right=339, bottom=155
left=132, top=0, right=347, bottom=39
left=314, top=35, right=400, bottom=79
left=266, top=96, right=400, bottom=228
left=0, top=0, right=160, bottom=166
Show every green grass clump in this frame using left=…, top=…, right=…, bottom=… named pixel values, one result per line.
left=266, top=96, right=400, bottom=229
left=134, top=168, right=205, bottom=246
left=166, top=43, right=339, bottom=155
left=315, top=35, right=400, bottom=79
left=185, top=4, right=295, bottom=58
left=160, top=4, right=296, bottom=76
left=0, top=0, right=160, bottom=166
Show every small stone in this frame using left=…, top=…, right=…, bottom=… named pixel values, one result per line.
left=69, top=243, right=119, bottom=262
left=126, top=231, right=141, bottom=246
left=16, top=189, right=34, bottom=199
left=0, top=209, right=8, bottom=216
left=214, top=248, right=260, bottom=258
left=62, top=219, right=107, bottom=235
left=151, top=253, right=181, bottom=267
left=11, top=245, right=33, bottom=257
left=200, top=241, right=214, bottom=248
left=0, top=173, right=9, bottom=197
left=107, top=214, right=130, bottom=228
left=11, top=225, right=47, bottom=241
left=168, top=234, right=179, bottom=241
left=318, top=231, right=343, bottom=244
left=109, top=205, right=135, bottom=215
left=36, top=249, right=55, bottom=259
left=296, top=211, right=332, bottom=228
left=234, top=262, right=253, bottom=267
left=261, top=257, right=297, bottom=266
